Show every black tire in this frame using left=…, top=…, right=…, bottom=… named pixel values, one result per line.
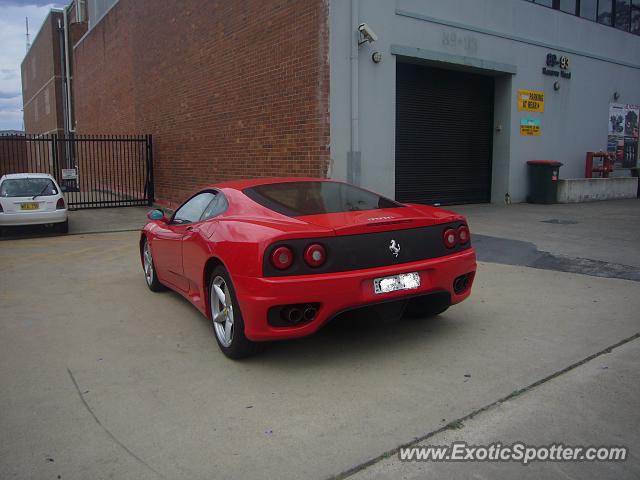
left=209, top=266, right=264, bottom=359
left=57, top=219, right=69, bottom=234
left=142, top=238, right=166, bottom=292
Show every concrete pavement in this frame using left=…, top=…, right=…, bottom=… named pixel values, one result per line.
left=1, top=229, right=639, bottom=479
left=349, top=336, right=640, bottom=479
left=453, top=199, right=640, bottom=268
left=0, top=206, right=149, bottom=239
left=66, top=206, right=150, bottom=234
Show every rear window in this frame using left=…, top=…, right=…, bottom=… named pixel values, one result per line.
left=244, top=181, right=403, bottom=216
left=0, top=178, right=57, bottom=198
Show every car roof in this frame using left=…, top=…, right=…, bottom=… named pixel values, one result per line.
left=213, top=177, right=338, bottom=191
left=1, top=173, right=55, bottom=181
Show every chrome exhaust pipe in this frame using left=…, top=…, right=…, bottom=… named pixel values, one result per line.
left=286, top=307, right=303, bottom=324
left=303, top=307, right=317, bottom=321
left=453, top=275, right=469, bottom=294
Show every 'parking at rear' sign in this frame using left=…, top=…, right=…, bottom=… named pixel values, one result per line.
left=518, top=89, right=545, bottom=112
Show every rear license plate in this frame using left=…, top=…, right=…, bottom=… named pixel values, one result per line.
left=20, top=203, right=39, bottom=210
left=373, top=272, right=420, bottom=294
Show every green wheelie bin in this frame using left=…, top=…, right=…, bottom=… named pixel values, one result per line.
left=526, top=160, right=563, bottom=204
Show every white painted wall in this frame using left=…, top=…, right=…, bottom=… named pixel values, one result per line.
left=329, top=0, right=640, bottom=203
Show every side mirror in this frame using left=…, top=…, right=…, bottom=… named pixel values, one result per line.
left=147, top=209, right=167, bottom=222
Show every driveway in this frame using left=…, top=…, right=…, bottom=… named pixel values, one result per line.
left=455, top=199, right=640, bottom=268
left=0, top=200, right=638, bottom=479
left=0, top=206, right=149, bottom=239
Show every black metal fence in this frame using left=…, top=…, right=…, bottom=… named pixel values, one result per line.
left=0, top=134, right=153, bottom=210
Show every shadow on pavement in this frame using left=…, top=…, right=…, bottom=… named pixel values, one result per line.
left=0, top=223, right=65, bottom=240
left=474, top=234, right=640, bottom=282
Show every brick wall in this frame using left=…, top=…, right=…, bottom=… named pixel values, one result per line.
left=21, top=11, right=65, bottom=135
left=73, top=0, right=330, bottom=207
left=0, top=136, right=29, bottom=177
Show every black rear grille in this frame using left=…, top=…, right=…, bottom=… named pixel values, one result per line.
left=263, top=221, right=470, bottom=277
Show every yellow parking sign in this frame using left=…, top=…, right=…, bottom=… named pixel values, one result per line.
left=518, top=90, right=545, bottom=112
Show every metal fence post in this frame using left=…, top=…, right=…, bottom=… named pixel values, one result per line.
left=51, top=133, right=59, bottom=183
left=146, top=134, right=154, bottom=206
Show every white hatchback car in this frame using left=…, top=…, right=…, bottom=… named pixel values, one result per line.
left=0, top=173, right=68, bottom=234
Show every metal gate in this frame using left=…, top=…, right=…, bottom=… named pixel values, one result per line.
left=395, top=62, right=494, bottom=205
left=0, top=134, right=154, bottom=210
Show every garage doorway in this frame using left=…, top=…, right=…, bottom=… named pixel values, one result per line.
left=395, top=62, right=494, bottom=205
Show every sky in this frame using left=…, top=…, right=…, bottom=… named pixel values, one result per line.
left=0, top=0, right=66, bottom=131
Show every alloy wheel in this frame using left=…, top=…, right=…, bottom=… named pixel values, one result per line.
left=143, top=242, right=154, bottom=286
left=211, top=275, right=234, bottom=347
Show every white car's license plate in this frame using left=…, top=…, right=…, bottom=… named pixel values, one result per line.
left=20, top=202, right=40, bottom=210
left=373, top=272, right=420, bottom=294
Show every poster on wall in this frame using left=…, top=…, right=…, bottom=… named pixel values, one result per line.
left=520, top=118, right=541, bottom=136
left=608, top=103, right=639, bottom=169
left=624, top=107, right=639, bottom=138
left=608, top=104, right=625, bottom=136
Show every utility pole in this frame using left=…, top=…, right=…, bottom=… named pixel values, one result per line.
left=25, top=17, right=30, bottom=52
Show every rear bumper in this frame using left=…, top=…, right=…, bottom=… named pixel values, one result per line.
left=233, top=248, right=477, bottom=341
left=0, top=209, right=67, bottom=226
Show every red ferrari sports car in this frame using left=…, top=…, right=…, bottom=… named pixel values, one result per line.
left=140, top=178, right=476, bottom=358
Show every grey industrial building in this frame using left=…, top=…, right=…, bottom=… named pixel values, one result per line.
left=329, top=0, right=640, bottom=204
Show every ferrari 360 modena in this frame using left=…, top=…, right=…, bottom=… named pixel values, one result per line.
left=140, top=178, right=476, bottom=358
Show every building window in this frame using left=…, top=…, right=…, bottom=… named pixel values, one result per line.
left=632, top=0, right=640, bottom=33
left=525, top=0, right=639, bottom=33
left=579, top=0, right=599, bottom=20
left=559, top=0, right=577, bottom=13
left=615, top=0, right=631, bottom=30
left=598, top=0, right=614, bottom=24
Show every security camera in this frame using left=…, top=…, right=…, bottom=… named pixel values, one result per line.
left=358, top=23, right=378, bottom=45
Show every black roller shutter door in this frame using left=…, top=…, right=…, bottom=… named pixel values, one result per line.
left=396, top=62, right=494, bottom=205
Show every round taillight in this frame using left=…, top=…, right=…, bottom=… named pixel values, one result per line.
left=270, top=246, right=294, bottom=270
left=56, top=198, right=66, bottom=210
left=457, top=225, right=470, bottom=244
left=443, top=228, right=457, bottom=249
left=303, top=243, right=326, bottom=267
